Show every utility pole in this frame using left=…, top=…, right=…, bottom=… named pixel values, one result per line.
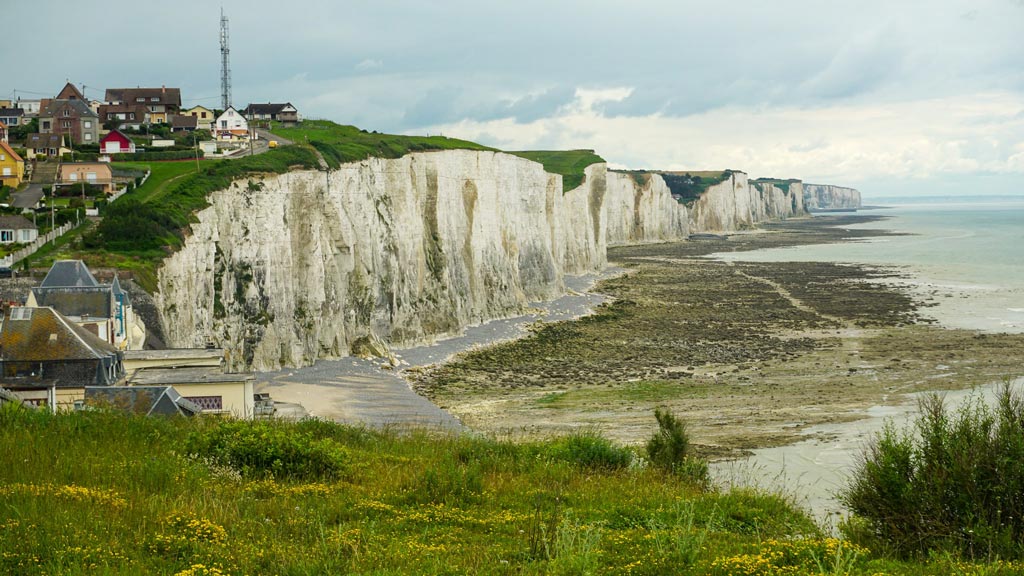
left=194, top=132, right=200, bottom=173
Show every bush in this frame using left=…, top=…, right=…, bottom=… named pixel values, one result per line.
left=545, top=430, right=633, bottom=471
left=842, top=382, right=1024, bottom=560
left=647, top=407, right=709, bottom=487
left=183, top=420, right=349, bottom=480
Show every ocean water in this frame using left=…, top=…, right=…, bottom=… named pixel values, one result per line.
left=712, top=198, right=1024, bottom=333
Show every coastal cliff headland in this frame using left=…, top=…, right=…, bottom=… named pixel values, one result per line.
left=156, top=151, right=811, bottom=371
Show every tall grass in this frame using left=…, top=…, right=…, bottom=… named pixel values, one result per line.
left=0, top=404, right=832, bottom=575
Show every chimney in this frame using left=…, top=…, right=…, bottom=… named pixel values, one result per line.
left=162, top=85, right=166, bottom=94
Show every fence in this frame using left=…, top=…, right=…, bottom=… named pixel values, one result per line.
left=0, top=223, right=74, bottom=268
left=0, top=168, right=151, bottom=267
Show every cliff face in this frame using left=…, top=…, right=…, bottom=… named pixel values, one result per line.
left=803, top=183, right=862, bottom=210
left=156, top=152, right=805, bottom=370
left=687, top=173, right=805, bottom=232
left=605, top=171, right=689, bottom=246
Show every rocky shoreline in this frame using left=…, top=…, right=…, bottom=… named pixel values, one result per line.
left=412, top=215, right=1024, bottom=456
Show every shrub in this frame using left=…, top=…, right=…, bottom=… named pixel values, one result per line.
left=842, top=382, right=1024, bottom=560
left=545, top=430, right=633, bottom=470
left=183, top=420, right=349, bottom=480
left=646, top=407, right=710, bottom=487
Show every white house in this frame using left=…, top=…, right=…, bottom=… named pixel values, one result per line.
left=0, top=215, right=38, bottom=244
left=214, top=107, right=250, bottom=142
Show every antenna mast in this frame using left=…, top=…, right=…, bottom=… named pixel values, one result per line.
left=220, top=8, right=232, bottom=110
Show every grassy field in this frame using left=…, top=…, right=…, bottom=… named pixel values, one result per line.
left=6, top=406, right=1017, bottom=575
left=114, top=160, right=214, bottom=203
left=510, top=150, right=606, bottom=192
left=271, top=120, right=495, bottom=168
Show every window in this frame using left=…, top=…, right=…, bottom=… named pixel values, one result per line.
left=220, top=120, right=227, bottom=128
left=86, top=172, right=97, bottom=181
left=201, top=112, right=207, bottom=118
left=85, top=133, right=92, bottom=141
left=136, top=97, right=145, bottom=102
left=84, top=121, right=92, bottom=128
left=2, top=167, right=10, bottom=176
left=63, top=109, right=70, bottom=116
left=42, top=121, right=50, bottom=130
left=0, top=154, right=5, bottom=161
left=151, top=97, right=159, bottom=102
left=186, top=396, right=223, bottom=411
left=107, top=113, right=113, bottom=119
left=69, top=173, right=78, bottom=181
left=1, top=231, right=13, bottom=242
left=129, top=113, right=135, bottom=120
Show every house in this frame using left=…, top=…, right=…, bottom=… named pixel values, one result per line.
left=27, top=260, right=146, bottom=350
left=0, top=108, right=24, bottom=129
left=100, top=129, right=136, bottom=154
left=98, top=103, right=150, bottom=130
left=38, top=99, right=99, bottom=145
left=0, top=140, right=25, bottom=187
left=0, top=215, right=37, bottom=244
left=129, top=366, right=256, bottom=418
left=84, top=386, right=202, bottom=416
left=0, top=306, right=125, bottom=412
left=169, top=114, right=198, bottom=132
left=103, top=87, right=181, bottom=124
left=57, top=162, right=116, bottom=193
left=242, top=102, right=301, bottom=124
left=214, top=107, right=250, bottom=141
left=14, top=98, right=41, bottom=118
left=55, top=82, right=86, bottom=101
left=24, top=133, right=69, bottom=158
left=181, top=105, right=215, bottom=131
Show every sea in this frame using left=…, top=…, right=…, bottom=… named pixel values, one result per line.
left=712, top=196, right=1024, bottom=333
left=708, top=196, right=1024, bottom=525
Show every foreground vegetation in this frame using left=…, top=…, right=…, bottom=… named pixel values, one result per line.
left=3, top=405, right=1024, bottom=575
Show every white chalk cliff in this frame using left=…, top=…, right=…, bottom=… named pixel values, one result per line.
left=156, top=152, right=807, bottom=370
left=687, top=173, right=805, bottom=232
left=803, top=183, right=862, bottom=210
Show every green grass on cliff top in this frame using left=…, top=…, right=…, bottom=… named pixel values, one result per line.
left=510, top=149, right=606, bottom=192
left=270, top=119, right=496, bottom=168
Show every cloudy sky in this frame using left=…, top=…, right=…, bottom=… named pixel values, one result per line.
left=8, top=0, right=1023, bottom=197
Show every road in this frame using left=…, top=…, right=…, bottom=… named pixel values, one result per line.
left=224, top=129, right=295, bottom=159
left=11, top=185, right=43, bottom=209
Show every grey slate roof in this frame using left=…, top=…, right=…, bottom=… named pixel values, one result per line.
left=39, top=99, right=98, bottom=119
left=243, top=103, right=294, bottom=115
left=41, top=260, right=100, bottom=287
left=0, top=307, right=117, bottom=362
left=30, top=287, right=112, bottom=319
left=85, top=386, right=202, bottom=416
left=129, top=366, right=254, bottom=386
left=104, top=87, right=182, bottom=107
left=170, top=115, right=197, bottom=129
left=26, top=133, right=65, bottom=149
left=0, top=108, right=24, bottom=119
left=0, top=215, right=36, bottom=230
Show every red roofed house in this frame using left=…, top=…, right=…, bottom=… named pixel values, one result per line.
left=100, top=129, right=136, bottom=154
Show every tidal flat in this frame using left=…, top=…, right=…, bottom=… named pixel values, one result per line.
left=413, top=215, right=1024, bottom=456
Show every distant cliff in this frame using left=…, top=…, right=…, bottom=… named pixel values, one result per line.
left=688, top=174, right=805, bottom=232
left=157, top=152, right=807, bottom=370
left=803, top=184, right=862, bottom=210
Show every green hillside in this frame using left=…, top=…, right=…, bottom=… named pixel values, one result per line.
left=271, top=120, right=496, bottom=168
left=510, top=150, right=606, bottom=192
